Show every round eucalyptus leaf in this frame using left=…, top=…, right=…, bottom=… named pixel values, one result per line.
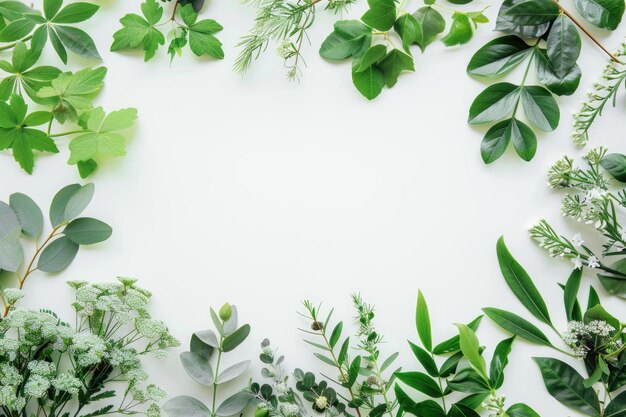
left=37, top=236, right=79, bottom=273
left=180, top=351, right=214, bottom=386
left=163, top=396, right=210, bottom=417
left=216, top=391, right=255, bottom=417
left=9, top=192, right=43, bottom=238
left=0, top=228, right=24, bottom=272
left=216, top=360, right=251, bottom=384
left=191, top=332, right=215, bottom=360
left=0, top=201, right=20, bottom=238
left=63, top=183, right=95, bottom=222
left=63, top=217, right=112, bottom=245
left=49, top=184, right=81, bottom=226
left=194, top=329, right=219, bottom=348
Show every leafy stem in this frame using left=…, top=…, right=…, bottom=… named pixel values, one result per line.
left=551, top=1, right=624, bottom=64
left=0, top=36, right=32, bottom=51
left=212, top=335, right=225, bottom=417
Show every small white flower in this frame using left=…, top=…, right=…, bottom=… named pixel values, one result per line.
left=315, top=396, right=329, bottom=410
left=571, top=234, right=584, bottom=247
left=572, top=257, right=583, bottom=269
left=587, top=256, right=600, bottom=268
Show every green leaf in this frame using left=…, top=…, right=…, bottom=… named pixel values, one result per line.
left=432, top=315, right=482, bottom=354
left=0, top=228, right=23, bottom=272
left=0, top=18, right=35, bottom=42
left=329, top=321, right=343, bottom=348
left=188, top=19, right=224, bottom=59
left=0, top=201, right=20, bottom=238
left=601, top=153, right=626, bottom=182
left=216, top=391, right=255, bottom=416
left=395, top=372, right=442, bottom=397
left=53, top=2, right=99, bottom=23
left=63, top=217, right=112, bottom=245
left=415, top=290, right=432, bottom=351
left=506, top=404, right=541, bottom=417
left=546, top=16, right=581, bottom=78
left=49, top=184, right=80, bottom=226
left=441, top=12, right=472, bottom=46
left=216, top=360, right=250, bottom=384
left=352, top=64, right=385, bottom=100
left=394, top=13, right=422, bottom=51
left=163, top=396, right=211, bottom=417
left=587, top=286, right=601, bottom=309
left=413, top=7, right=445, bottom=49
left=54, top=25, right=100, bottom=61
left=496, top=0, right=552, bottom=37
left=9, top=193, right=43, bottom=238
left=467, top=36, right=532, bottom=77
left=448, top=405, right=480, bottom=417
left=347, top=356, right=361, bottom=387
left=408, top=341, right=438, bottom=377
left=111, top=0, right=165, bottom=61
left=448, top=367, right=490, bottom=393
left=455, top=324, right=488, bottom=382
left=378, top=49, right=414, bottom=88
left=534, top=48, right=581, bottom=96
left=496, top=237, right=552, bottom=325
left=482, top=307, right=553, bottom=346
left=77, top=159, right=98, bottom=179
left=597, top=258, right=626, bottom=297
left=574, top=0, right=624, bottom=30
left=37, top=236, right=79, bottom=272
left=68, top=107, right=137, bottom=164
left=480, top=118, right=536, bottom=163
left=361, top=0, right=397, bottom=31
left=180, top=351, right=214, bottom=386
left=533, top=357, right=601, bottom=416
left=563, top=268, right=582, bottom=322
left=489, top=336, right=515, bottom=389
left=380, top=352, right=399, bottom=372
left=468, top=83, right=520, bottom=124
left=355, top=45, right=387, bottom=72
left=222, top=324, right=251, bottom=352
left=320, top=20, right=371, bottom=61
left=604, top=391, right=626, bottom=417
left=503, top=0, right=560, bottom=25
left=63, top=183, right=95, bottom=222
left=583, top=304, right=620, bottom=330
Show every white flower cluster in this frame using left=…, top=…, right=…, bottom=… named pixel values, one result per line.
left=563, top=320, right=621, bottom=359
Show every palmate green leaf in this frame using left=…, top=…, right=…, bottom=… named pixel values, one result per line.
left=9, top=192, right=43, bottom=238
left=361, top=0, right=396, bottom=31
left=534, top=357, right=601, bottom=416
left=468, top=83, right=520, bottom=125
left=0, top=94, right=57, bottom=174
left=38, top=66, right=107, bottom=123
left=68, top=107, right=137, bottom=167
left=574, top=0, right=624, bottom=29
left=547, top=16, right=581, bottom=78
left=480, top=117, right=536, bottom=163
left=320, top=20, right=372, bottom=60
left=482, top=307, right=553, bottom=346
left=0, top=1, right=36, bottom=22
left=378, top=49, right=414, bottom=88
left=489, top=336, right=514, bottom=389
left=601, top=153, right=626, bottom=182
left=455, top=324, right=488, bottom=382
left=496, top=237, right=552, bottom=325
left=495, top=0, right=552, bottom=37
left=413, top=7, right=445, bottom=49
left=467, top=36, right=531, bottom=77
left=441, top=12, right=473, bottom=46
left=534, top=48, right=581, bottom=96
left=179, top=5, right=224, bottom=59
left=111, top=0, right=166, bottom=61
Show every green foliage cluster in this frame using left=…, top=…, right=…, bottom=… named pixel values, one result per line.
left=467, top=0, right=625, bottom=163
left=0, top=0, right=137, bottom=177
left=489, top=238, right=626, bottom=417
left=111, top=0, right=223, bottom=62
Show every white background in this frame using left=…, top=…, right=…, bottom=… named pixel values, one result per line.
left=2, top=0, right=626, bottom=415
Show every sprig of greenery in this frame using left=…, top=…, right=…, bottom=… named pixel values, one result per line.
left=111, top=0, right=223, bottom=63
left=467, top=0, right=625, bottom=164
left=236, top=0, right=489, bottom=99
left=572, top=41, right=626, bottom=146
left=487, top=238, right=626, bottom=417
left=163, top=304, right=252, bottom=417
left=0, top=183, right=112, bottom=317
left=532, top=147, right=626, bottom=297
left=0, top=0, right=137, bottom=177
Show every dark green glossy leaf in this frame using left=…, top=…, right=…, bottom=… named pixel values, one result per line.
left=352, top=64, right=385, bottom=100
left=395, top=372, right=442, bottom=397
left=496, top=0, right=552, bottom=37
left=378, top=49, right=414, bottom=88
left=320, top=20, right=372, bottom=60
left=408, top=341, right=438, bottom=377
left=503, top=0, right=560, bottom=26
left=362, top=0, right=396, bottom=31
left=467, top=36, right=532, bottom=77
left=520, top=85, right=559, bottom=131
left=534, top=48, right=581, bottom=96
left=506, top=403, right=541, bottom=417
left=546, top=16, right=581, bottom=78
left=394, top=13, right=422, bottom=51
left=416, top=290, right=432, bottom=351
left=468, top=83, right=520, bottom=125
left=564, top=268, right=582, bottom=322
left=482, top=307, right=552, bottom=346
left=441, top=12, right=472, bottom=46
left=448, top=405, right=480, bottom=417
left=413, top=7, right=445, bottom=49
left=574, top=0, right=624, bottom=30
left=601, top=153, right=626, bottom=182
left=489, top=336, right=515, bottom=389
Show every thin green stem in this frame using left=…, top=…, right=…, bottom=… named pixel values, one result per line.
left=212, top=336, right=224, bottom=417
left=49, top=130, right=83, bottom=138
left=0, top=36, right=32, bottom=51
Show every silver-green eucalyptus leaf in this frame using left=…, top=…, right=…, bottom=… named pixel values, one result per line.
left=180, top=351, right=214, bottom=386
left=37, top=236, right=79, bottom=273
left=216, top=360, right=251, bottom=384
left=216, top=391, right=256, bottom=416
left=0, top=201, right=20, bottom=237
left=9, top=193, right=43, bottom=238
left=0, top=227, right=23, bottom=272
left=163, top=396, right=210, bottom=417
